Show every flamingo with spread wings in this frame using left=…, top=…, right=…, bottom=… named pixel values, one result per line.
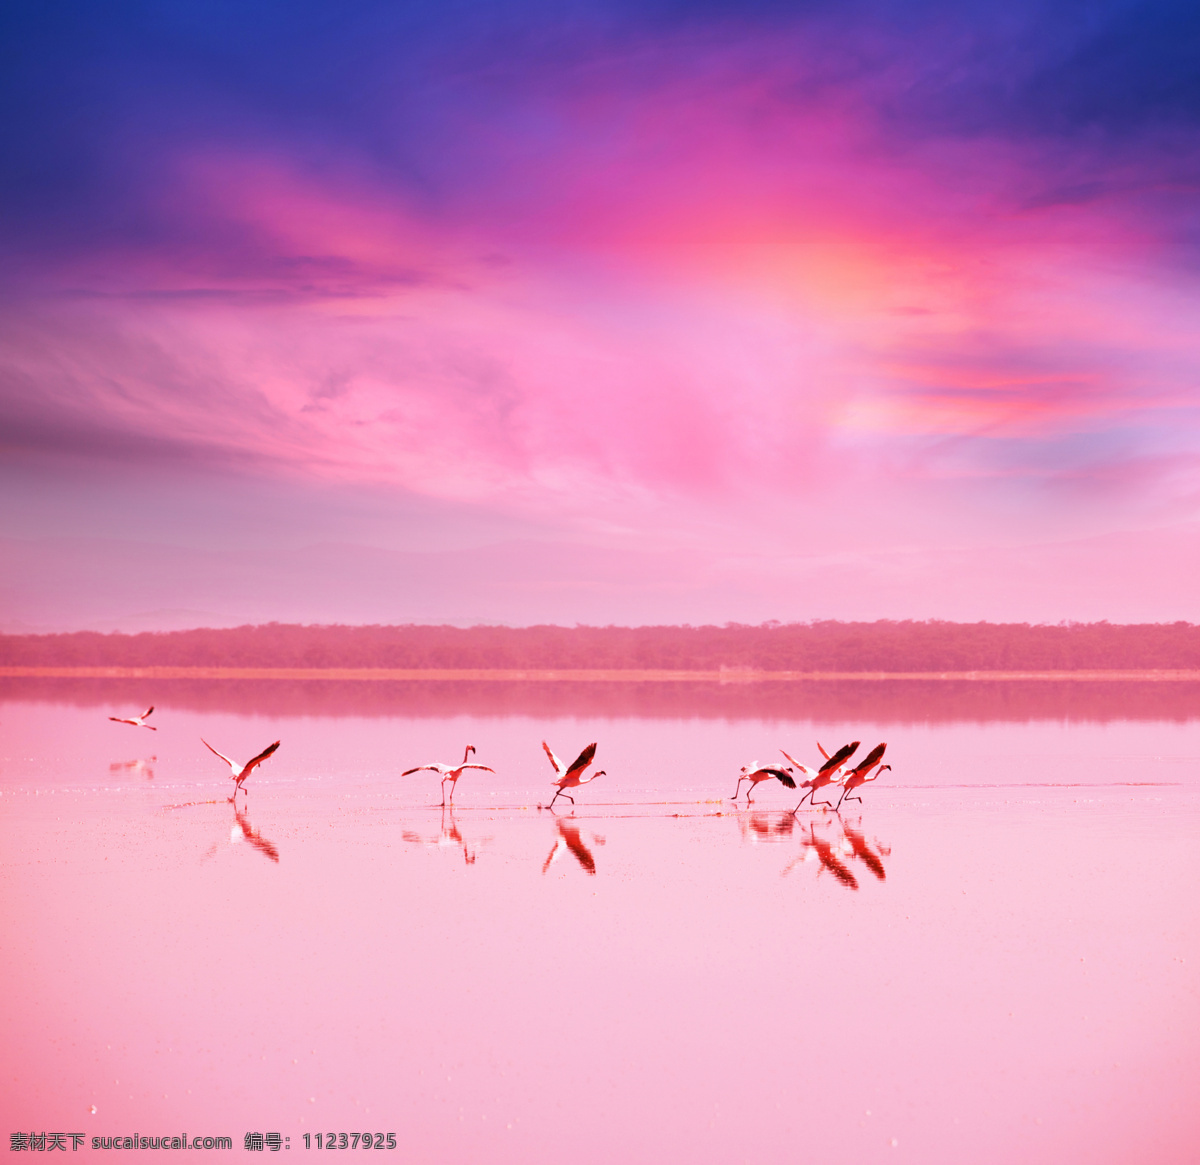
left=402, top=745, right=495, bottom=806
left=543, top=741, right=604, bottom=809
left=783, top=740, right=859, bottom=810
left=730, top=762, right=796, bottom=802
left=201, top=739, right=280, bottom=800
left=836, top=749, right=891, bottom=810
left=109, top=706, right=157, bottom=730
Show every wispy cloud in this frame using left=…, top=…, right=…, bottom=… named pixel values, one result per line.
left=3, top=0, right=1199, bottom=622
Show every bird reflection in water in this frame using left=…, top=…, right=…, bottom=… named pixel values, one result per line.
left=840, top=821, right=890, bottom=882
left=232, top=806, right=280, bottom=863
left=402, top=807, right=490, bottom=865
left=797, top=823, right=859, bottom=889
left=783, top=819, right=892, bottom=890
left=542, top=817, right=605, bottom=876
left=109, top=756, right=156, bottom=779
left=736, top=810, right=796, bottom=844
left=199, top=802, right=281, bottom=864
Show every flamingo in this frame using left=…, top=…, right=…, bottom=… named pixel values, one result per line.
left=543, top=741, right=604, bottom=808
left=201, top=739, right=280, bottom=800
left=402, top=745, right=495, bottom=806
left=109, top=706, right=156, bottom=730
left=730, top=762, right=796, bottom=802
left=783, top=740, right=859, bottom=810
left=834, top=742, right=887, bottom=801
left=836, top=756, right=891, bottom=810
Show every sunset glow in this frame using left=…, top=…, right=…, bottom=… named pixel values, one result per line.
left=3, top=1, right=1199, bottom=628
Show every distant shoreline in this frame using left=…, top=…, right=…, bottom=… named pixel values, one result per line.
left=5, top=666, right=1200, bottom=682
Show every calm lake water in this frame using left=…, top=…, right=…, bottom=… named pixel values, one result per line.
left=2, top=680, right=1198, bottom=1163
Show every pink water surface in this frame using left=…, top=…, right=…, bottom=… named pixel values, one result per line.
left=2, top=686, right=1198, bottom=1163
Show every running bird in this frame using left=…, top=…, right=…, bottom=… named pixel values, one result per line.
left=402, top=745, right=495, bottom=806
left=109, top=706, right=157, bottom=730
left=201, top=738, right=280, bottom=800
left=543, top=741, right=604, bottom=809
left=730, top=762, right=796, bottom=803
left=783, top=741, right=859, bottom=810
left=836, top=760, right=891, bottom=810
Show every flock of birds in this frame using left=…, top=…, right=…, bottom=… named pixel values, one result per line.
left=404, top=741, right=607, bottom=809
left=734, top=740, right=891, bottom=813
left=108, top=705, right=888, bottom=813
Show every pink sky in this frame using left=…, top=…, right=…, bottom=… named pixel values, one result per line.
left=2, top=5, right=1199, bottom=628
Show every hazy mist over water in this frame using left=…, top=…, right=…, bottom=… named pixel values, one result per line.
left=6, top=676, right=1200, bottom=726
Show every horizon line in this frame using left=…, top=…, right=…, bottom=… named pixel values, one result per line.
left=7, top=667, right=1200, bottom=683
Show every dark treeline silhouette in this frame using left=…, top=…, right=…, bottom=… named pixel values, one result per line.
left=4, top=676, right=1199, bottom=723
left=3, top=620, right=1200, bottom=671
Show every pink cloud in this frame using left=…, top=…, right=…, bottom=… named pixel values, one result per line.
left=5, top=27, right=1200, bottom=629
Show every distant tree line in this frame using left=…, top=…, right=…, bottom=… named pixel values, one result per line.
left=3, top=620, right=1200, bottom=671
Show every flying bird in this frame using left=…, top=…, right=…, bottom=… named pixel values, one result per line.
left=783, top=741, right=859, bottom=810
left=543, top=741, right=604, bottom=809
left=730, top=762, right=796, bottom=802
left=402, top=745, right=495, bottom=806
left=201, top=738, right=280, bottom=800
left=109, top=706, right=156, bottom=730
